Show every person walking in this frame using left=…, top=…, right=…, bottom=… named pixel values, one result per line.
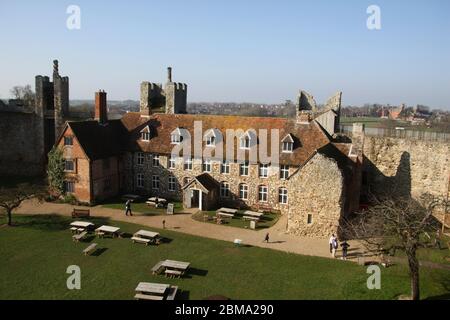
left=329, top=234, right=338, bottom=258
left=340, top=240, right=350, bottom=260
left=162, top=219, right=166, bottom=229
left=329, top=234, right=336, bottom=257
left=264, top=232, right=270, bottom=243
left=125, top=199, right=132, bottom=216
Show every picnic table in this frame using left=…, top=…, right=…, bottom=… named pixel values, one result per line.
left=217, top=207, right=238, bottom=214
left=243, top=210, right=264, bottom=218
left=135, top=282, right=170, bottom=300
left=132, top=230, right=160, bottom=245
left=217, top=212, right=234, bottom=219
left=162, top=260, right=190, bottom=272
left=146, top=197, right=167, bottom=208
left=70, top=221, right=94, bottom=229
left=95, top=225, right=121, bottom=238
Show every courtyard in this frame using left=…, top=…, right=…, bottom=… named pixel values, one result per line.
left=1, top=213, right=449, bottom=300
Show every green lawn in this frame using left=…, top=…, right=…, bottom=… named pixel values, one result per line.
left=1, top=214, right=449, bottom=300
left=192, top=210, right=279, bottom=230
left=101, top=198, right=183, bottom=216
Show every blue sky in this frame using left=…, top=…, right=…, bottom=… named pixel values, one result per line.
left=0, top=0, right=449, bottom=108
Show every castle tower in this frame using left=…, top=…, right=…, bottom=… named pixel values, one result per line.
left=140, top=82, right=165, bottom=115
left=164, top=67, right=187, bottom=114
left=53, top=60, right=69, bottom=138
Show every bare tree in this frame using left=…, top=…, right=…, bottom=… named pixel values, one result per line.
left=9, top=85, right=35, bottom=106
left=0, top=183, right=46, bottom=226
left=342, top=194, right=447, bottom=300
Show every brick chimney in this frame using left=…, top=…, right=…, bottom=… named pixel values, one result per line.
left=95, top=90, right=108, bottom=124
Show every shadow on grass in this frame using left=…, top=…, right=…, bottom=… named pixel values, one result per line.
left=187, top=267, right=208, bottom=277
left=176, top=290, right=190, bottom=300
left=91, top=248, right=108, bottom=257
left=15, top=214, right=112, bottom=232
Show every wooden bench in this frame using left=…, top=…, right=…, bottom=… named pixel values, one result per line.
left=72, top=231, right=88, bottom=242
left=132, top=236, right=151, bottom=246
left=166, top=286, right=178, bottom=300
left=72, top=208, right=90, bottom=218
left=134, top=293, right=164, bottom=301
left=96, top=231, right=105, bottom=238
left=165, top=269, right=182, bottom=279
left=83, top=243, right=98, bottom=256
left=242, top=216, right=260, bottom=221
left=70, top=227, right=78, bottom=233
left=151, top=261, right=165, bottom=275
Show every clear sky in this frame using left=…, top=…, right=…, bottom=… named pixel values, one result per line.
left=0, top=0, right=449, bottom=108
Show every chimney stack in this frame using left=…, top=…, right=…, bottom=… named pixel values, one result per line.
left=95, top=90, right=108, bottom=124
left=167, top=67, right=172, bottom=83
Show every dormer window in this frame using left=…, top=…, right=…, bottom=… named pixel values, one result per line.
left=171, top=127, right=188, bottom=144
left=240, top=133, right=251, bottom=149
left=204, top=128, right=221, bottom=147
left=140, top=126, right=151, bottom=141
left=281, top=134, right=294, bottom=153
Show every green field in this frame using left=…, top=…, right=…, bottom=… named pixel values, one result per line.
left=1, top=214, right=449, bottom=300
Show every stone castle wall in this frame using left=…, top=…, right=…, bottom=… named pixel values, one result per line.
left=363, top=137, right=449, bottom=199
left=287, top=153, right=344, bottom=238
left=0, top=111, right=45, bottom=176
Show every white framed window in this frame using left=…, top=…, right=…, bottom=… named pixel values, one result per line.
left=64, top=159, right=75, bottom=172
left=184, top=157, right=193, bottom=170
left=168, top=176, right=176, bottom=192
left=152, top=175, right=160, bottom=190
left=220, top=161, right=230, bottom=174
left=279, top=187, right=288, bottom=204
left=168, top=155, right=176, bottom=169
left=259, top=163, right=269, bottom=178
left=282, top=141, right=293, bottom=153
left=239, top=161, right=249, bottom=176
left=64, top=136, right=73, bottom=146
left=206, top=135, right=216, bottom=147
left=239, top=184, right=248, bottom=200
left=220, top=182, right=230, bottom=198
left=202, top=159, right=211, bottom=172
left=280, top=165, right=290, bottom=180
left=171, top=133, right=182, bottom=144
left=152, top=154, right=160, bottom=167
left=141, top=131, right=151, bottom=141
left=240, top=135, right=251, bottom=149
left=64, top=181, right=75, bottom=193
left=258, top=185, right=268, bottom=202
left=136, top=174, right=144, bottom=188
left=137, top=152, right=145, bottom=165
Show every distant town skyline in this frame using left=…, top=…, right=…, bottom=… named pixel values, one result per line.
left=0, top=0, right=449, bottom=109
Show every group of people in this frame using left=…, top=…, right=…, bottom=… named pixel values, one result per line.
left=329, top=233, right=350, bottom=260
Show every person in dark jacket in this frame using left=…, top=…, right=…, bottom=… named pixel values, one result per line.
left=125, top=200, right=132, bottom=216
left=264, top=233, right=270, bottom=243
left=340, top=241, right=350, bottom=260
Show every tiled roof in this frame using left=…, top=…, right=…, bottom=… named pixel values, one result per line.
left=68, top=120, right=128, bottom=160
left=121, top=112, right=331, bottom=166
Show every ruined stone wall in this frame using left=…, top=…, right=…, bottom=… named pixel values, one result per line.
left=364, top=137, right=449, bottom=199
left=0, top=111, right=45, bottom=176
left=287, top=153, right=344, bottom=238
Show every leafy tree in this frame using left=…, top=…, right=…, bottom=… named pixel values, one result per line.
left=47, top=146, right=65, bottom=196
left=343, top=193, right=447, bottom=300
left=0, top=183, right=46, bottom=226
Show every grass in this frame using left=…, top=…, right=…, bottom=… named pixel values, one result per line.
left=1, top=214, right=450, bottom=300
left=192, top=210, right=279, bottom=230
left=101, top=198, right=183, bottom=216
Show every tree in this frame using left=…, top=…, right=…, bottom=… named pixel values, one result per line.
left=10, top=85, right=35, bottom=106
left=0, top=183, right=46, bottom=226
left=342, top=194, right=447, bottom=300
left=47, top=146, right=65, bottom=196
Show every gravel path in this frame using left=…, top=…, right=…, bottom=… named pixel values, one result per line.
left=16, top=199, right=365, bottom=260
